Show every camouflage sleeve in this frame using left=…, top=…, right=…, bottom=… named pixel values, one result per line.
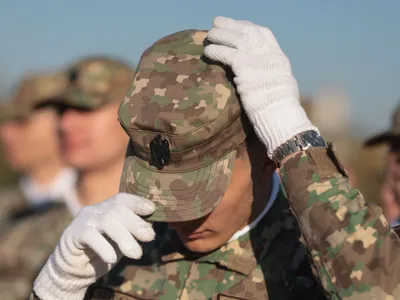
left=0, top=188, right=28, bottom=226
left=279, top=144, right=400, bottom=300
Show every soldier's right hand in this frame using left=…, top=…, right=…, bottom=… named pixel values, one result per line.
left=32, top=192, right=155, bottom=300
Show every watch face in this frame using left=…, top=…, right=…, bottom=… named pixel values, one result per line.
left=315, top=137, right=326, bottom=147
left=302, top=131, right=325, bottom=147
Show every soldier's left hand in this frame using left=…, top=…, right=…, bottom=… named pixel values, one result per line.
left=32, top=192, right=155, bottom=300
left=204, top=16, right=317, bottom=158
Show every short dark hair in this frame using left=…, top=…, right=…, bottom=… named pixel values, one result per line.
left=236, top=131, right=260, bottom=158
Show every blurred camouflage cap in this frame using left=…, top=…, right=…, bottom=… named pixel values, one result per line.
left=118, top=30, right=251, bottom=222
left=0, top=101, right=15, bottom=124
left=364, top=103, right=400, bottom=146
left=61, top=56, right=134, bottom=109
left=0, top=72, right=67, bottom=123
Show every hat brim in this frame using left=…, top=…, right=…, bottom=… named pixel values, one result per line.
left=0, top=103, right=31, bottom=124
left=119, top=144, right=236, bottom=223
left=53, top=89, right=109, bottom=110
left=364, top=130, right=400, bottom=146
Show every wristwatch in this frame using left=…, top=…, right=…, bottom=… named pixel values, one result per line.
left=272, top=130, right=326, bottom=166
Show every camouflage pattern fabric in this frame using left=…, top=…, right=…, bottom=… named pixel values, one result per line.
left=0, top=187, right=30, bottom=230
left=85, top=189, right=327, bottom=300
left=119, top=30, right=251, bottom=222
left=0, top=101, right=17, bottom=124
left=0, top=197, right=73, bottom=300
left=60, top=56, right=134, bottom=109
left=28, top=27, right=400, bottom=300
left=279, top=143, right=400, bottom=299
left=28, top=141, right=400, bottom=300
left=0, top=72, right=68, bottom=123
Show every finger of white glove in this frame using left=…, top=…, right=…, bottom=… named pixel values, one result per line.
left=99, top=219, right=144, bottom=259
left=231, top=52, right=293, bottom=77
left=213, top=17, right=283, bottom=54
left=120, top=208, right=155, bottom=242
left=234, top=75, right=299, bottom=101
left=207, top=28, right=244, bottom=49
left=237, top=19, right=257, bottom=26
left=82, top=226, right=118, bottom=264
left=204, top=44, right=239, bottom=66
left=237, top=19, right=281, bottom=50
left=116, top=193, right=155, bottom=216
left=213, top=16, right=253, bottom=34
left=208, top=27, right=271, bottom=54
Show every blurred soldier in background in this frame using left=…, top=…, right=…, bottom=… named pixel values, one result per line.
left=364, top=102, right=400, bottom=225
left=55, top=56, right=134, bottom=210
left=0, top=72, right=76, bottom=223
left=0, top=72, right=77, bottom=300
left=0, top=56, right=134, bottom=300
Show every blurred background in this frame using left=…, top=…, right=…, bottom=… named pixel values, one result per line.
left=3, top=3, right=399, bottom=298
left=0, top=0, right=399, bottom=202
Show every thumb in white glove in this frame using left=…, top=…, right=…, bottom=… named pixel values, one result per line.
left=204, top=16, right=318, bottom=158
left=33, top=192, right=155, bottom=300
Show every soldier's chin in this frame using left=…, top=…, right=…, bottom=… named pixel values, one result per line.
left=178, top=231, right=226, bottom=253
left=5, top=156, right=30, bottom=172
left=64, top=152, right=100, bottom=170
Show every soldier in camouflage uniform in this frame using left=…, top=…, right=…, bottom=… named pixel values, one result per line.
left=53, top=56, right=134, bottom=210
left=364, top=103, right=400, bottom=225
left=0, top=72, right=77, bottom=300
left=0, top=72, right=77, bottom=224
left=31, top=17, right=400, bottom=300
left=0, top=56, right=134, bottom=300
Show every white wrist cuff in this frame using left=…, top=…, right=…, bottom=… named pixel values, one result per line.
left=33, top=262, right=89, bottom=300
left=247, top=98, right=318, bottom=158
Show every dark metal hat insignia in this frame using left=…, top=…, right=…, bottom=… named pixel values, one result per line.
left=150, top=134, right=170, bottom=170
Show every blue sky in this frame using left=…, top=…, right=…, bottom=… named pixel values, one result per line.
left=0, top=1, right=399, bottom=137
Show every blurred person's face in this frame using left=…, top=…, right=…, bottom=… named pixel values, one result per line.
left=385, top=138, right=400, bottom=183
left=389, top=138, right=400, bottom=160
left=0, top=108, right=61, bottom=172
left=381, top=138, right=400, bottom=208
left=168, top=139, right=276, bottom=253
left=59, top=102, right=128, bottom=171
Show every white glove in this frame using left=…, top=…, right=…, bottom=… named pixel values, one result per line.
left=204, top=16, right=318, bottom=158
left=33, top=193, right=155, bottom=300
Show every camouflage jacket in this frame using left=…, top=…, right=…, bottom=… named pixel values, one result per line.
left=0, top=194, right=73, bottom=300
left=279, top=144, right=400, bottom=299
left=0, top=186, right=30, bottom=229
left=30, top=145, right=400, bottom=300
left=84, top=187, right=327, bottom=300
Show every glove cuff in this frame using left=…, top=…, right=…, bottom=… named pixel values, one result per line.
left=33, top=258, right=89, bottom=300
left=247, top=97, right=318, bottom=158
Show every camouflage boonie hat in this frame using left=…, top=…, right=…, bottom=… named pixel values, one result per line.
left=364, top=103, right=400, bottom=146
left=0, top=72, right=67, bottom=124
left=61, top=56, right=134, bottom=109
left=118, top=30, right=251, bottom=222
